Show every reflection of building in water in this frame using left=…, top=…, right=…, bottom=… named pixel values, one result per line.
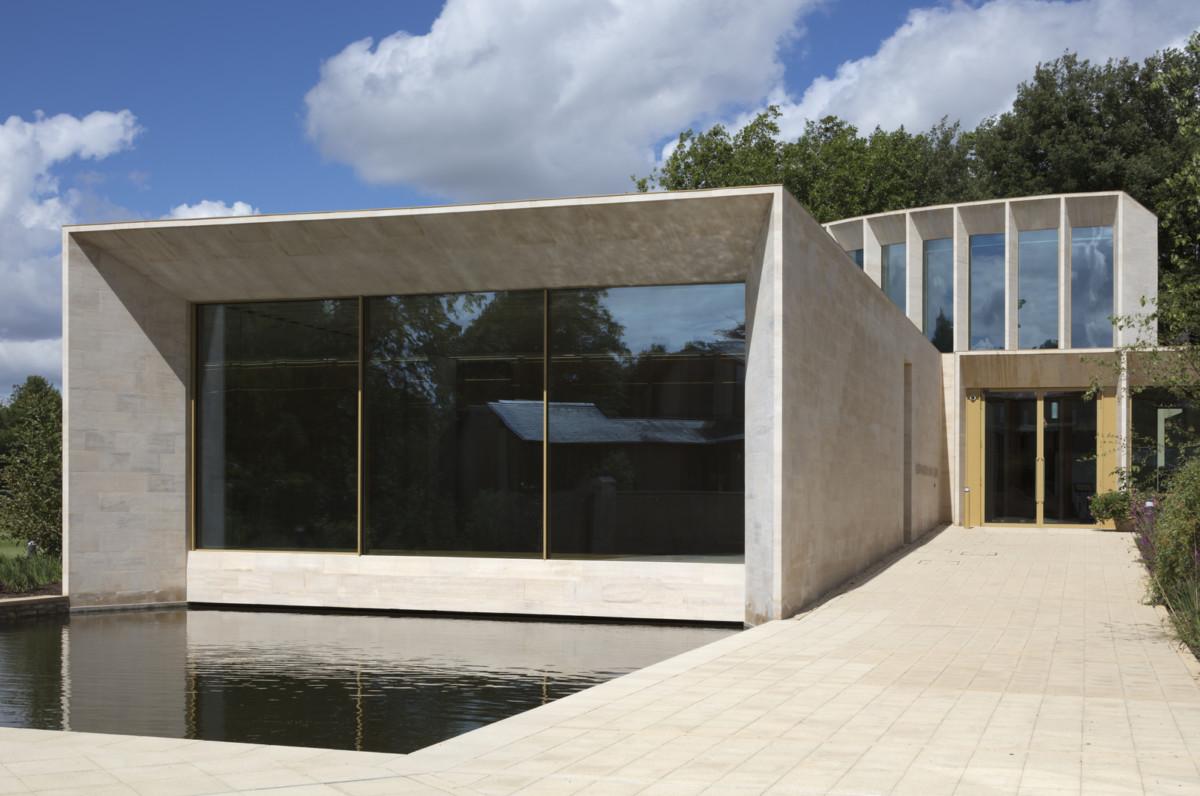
left=0, top=609, right=731, bottom=753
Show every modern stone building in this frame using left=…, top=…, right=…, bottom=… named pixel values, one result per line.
left=62, top=187, right=1161, bottom=625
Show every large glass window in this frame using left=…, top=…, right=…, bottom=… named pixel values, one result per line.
left=1018, top=228, right=1059, bottom=349
left=1131, top=389, right=1200, bottom=491
left=849, top=248, right=864, bottom=269
left=548, top=284, right=745, bottom=560
left=196, top=301, right=359, bottom=550
left=922, top=238, right=953, bottom=352
left=196, top=286, right=746, bottom=560
left=363, top=292, right=543, bottom=555
left=969, top=233, right=1005, bottom=350
left=1071, top=226, right=1114, bottom=348
left=882, top=243, right=906, bottom=311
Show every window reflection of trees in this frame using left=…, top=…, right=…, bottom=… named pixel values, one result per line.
left=364, top=291, right=544, bottom=555
left=549, top=286, right=745, bottom=559
left=200, top=284, right=746, bottom=559
left=196, top=300, right=358, bottom=551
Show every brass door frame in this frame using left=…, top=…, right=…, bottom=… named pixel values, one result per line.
left=967, top=388, right=1116, bottom=528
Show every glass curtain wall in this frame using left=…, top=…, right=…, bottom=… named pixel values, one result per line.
left=362, top=292, right=543, bottom=555
left=196, top=284, right=746, bottom=561
left=969, top=233, right=1005, bottom=350
left=548, top=284, right=746, bottom=559
left=1071, top=226, right=1114, bottom=348
left=195, top=301, right=359, bottom=550
left=849, top=249, right=864, bottom=269
left=1018, top=229, right=1059, bottom=349
left=881, top=243, right=906, bottom=311
left=922, top=238, right=953, bottom=352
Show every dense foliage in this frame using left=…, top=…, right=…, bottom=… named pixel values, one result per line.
left=638, top=33, right=1200, bottom=320
left=0, top=553, right=60, bottom=595
left=0, top=377, right=63, bottom=556
left=1156, top=460, right=1200, bottom=591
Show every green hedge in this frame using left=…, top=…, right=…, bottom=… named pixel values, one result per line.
left=1154, top=458, right=1200, bottom=597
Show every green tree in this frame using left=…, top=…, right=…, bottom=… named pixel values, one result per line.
left=0, top=376, right=62, bottom=555
left=635, top=107, right=785, bottom=193
left=1152, top=35, right=1200, bottom=340
left=0, top=400, right=13, bottom=464
left=639, top=108, right=974, bottom=224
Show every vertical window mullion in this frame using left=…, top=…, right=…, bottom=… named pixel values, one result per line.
left=542, top=288, right=550, bottom=560
left=357, top=296, right=365, bottom=556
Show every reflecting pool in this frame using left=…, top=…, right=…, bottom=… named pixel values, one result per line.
left=0, top=609, right=733, bottom=753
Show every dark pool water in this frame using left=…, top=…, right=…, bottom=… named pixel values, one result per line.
left=0, top=608, right=732, bottom=753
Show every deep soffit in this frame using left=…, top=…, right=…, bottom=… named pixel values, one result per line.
left=67, top=188, right=778, bottom=303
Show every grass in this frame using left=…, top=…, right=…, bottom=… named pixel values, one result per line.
left=0, top=540, right=24, bottom=559
left=0, top=553, right=60, bottom=595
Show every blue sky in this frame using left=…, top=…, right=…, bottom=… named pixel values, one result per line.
left=0, top=0, right=911, bottom=216
left=1, top=0, right=1197, bottom=392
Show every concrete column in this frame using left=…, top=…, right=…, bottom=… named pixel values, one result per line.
left=1117, top=194, right=1159, bottom=347
left=863, top=219, right=882, bottom=288
left=1059, top=197, right=1070, bottom=349
left=906, top=212, right=923, bottom=331
left=1004, top=202, right=1018, bottom=350
left=743, top=190, right=783, bottom=626
left=953, top=208, right=969, bottom=352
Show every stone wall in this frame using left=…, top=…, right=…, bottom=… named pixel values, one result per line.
left=0, top=595, right=69, bottom=623
left=63, top=239, right=190, bottom=607
left=774, top=193, right=951, bottom=617
left=188, top=553, right=744, bottom=623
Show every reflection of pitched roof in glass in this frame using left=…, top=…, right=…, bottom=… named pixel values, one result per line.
left=488, top=400, right=741, bottom=445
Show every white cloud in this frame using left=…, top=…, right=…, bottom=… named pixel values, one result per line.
left=304, top=0, right=819, bottom=201
left=0, top=339, right=60, bottom=398
left=771, top=0, right=1200, bottom=137
left=166, top=199, right=259, bottom=219
left=0, top=110, right=140, bottom=388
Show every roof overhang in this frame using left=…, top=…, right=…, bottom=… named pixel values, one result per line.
left=67, top=187, right=778, bottom=303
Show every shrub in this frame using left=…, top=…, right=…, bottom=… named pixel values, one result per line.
left=1153, top=457, right=1200, bottom=599
left=0, top=377, right=62, bottom=556
left=0, top=553, right=61, bottom=595
left=1090, top=490, right=1131, bottom=523
left=1132, top=496, right=1159, bottom=570
left=1162, top=573, right=1200, bottom=654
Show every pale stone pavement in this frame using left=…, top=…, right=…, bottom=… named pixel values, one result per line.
left=1, top=526, right=1198, bottom=794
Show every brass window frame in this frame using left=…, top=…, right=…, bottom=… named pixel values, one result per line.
left=189, top=282, right=748, bottom=558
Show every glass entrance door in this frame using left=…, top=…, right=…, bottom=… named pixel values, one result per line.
left=984, top=394, right=1038, bottom=523
left=983, top=391, right=1097, bottom=525
left=1043, top=393, right=1097, bottom=523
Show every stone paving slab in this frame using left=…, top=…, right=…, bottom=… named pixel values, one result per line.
left=1, top=526, right=1198, bottom=794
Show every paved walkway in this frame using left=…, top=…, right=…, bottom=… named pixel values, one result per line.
left=1, top=526, right=1198, bottom=794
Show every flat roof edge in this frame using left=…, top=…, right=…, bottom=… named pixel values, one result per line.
left=65, top=185, right=783, bottom=234
left=823, top=190, right=1148, bottom=228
